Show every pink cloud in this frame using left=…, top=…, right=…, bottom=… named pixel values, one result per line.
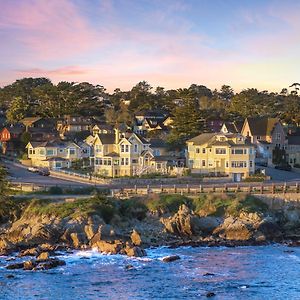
left=15, top=66, right=89, bottom=76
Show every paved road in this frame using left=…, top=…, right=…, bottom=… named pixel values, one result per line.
left=262, top=167, right=300, bottom=182
left=3, top=160, right=300, bottom=189
left=3, top=161, right=90, bottom=187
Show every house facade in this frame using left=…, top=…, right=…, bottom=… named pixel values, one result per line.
left=186, top=132, right=255, bottom=181
left=241, top=117, right=286, bottom=165
left=26, top=140, right=84, bottom=169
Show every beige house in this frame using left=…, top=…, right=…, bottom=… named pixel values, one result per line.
left=241, top=117, right=286, bottom=165
left=186, top=132, right=255, bottom=181
left=91, top=129, right=155, bottom=177
left=26, top=140, right=83, bottom=169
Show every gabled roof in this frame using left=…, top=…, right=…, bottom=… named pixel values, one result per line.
left=187, top=133, right=216, bottom=145
left=149, top=138, right=167, bottom=148
left=21, top=117, right=42, bottom=126
left=98, top=133, right=115, bottom=144
left=5, top=126, right=24, bottom=134
left=245, top=117, right=280, bottom=136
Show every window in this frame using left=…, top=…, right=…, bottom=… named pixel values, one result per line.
left=216, top=148, right=226, bottom=154
left=125, top=158, right=129, bottom=165
left=257, top=136, right=261, bottom=140
left=121, top=145, right=125, bottom=152
left=196, top=148, right=200, bottom=154
left=231, top=161, right=246, bottom=168
left=202, top=160, right=206, bottom=167
left=232, top=149, right=244, bottom=155
left=276, top=133, right=281, bottom=140
left=202, top=148, right=206, bottom=154
left=59, top=149, right=64, bottom=153
left=108, top=160, right=112, bottom=166
left=121, top=158, right=125, bottom=165
left=132, top=159, right=138, bottom=163
left=134, top=144, right=138, bottom=152
left=226, top=161, right=229, bottom=168
left=69, top=149, right=75, bottom=155
left=244, top=149, right=247, bottom=154
left=125, top=145, right=129, bottom=152
left=250, top=161, right=253, bottom=168
left=46, top=149, right=54, bottom=156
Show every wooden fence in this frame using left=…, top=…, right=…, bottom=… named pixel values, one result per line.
left=111, top=182, right=300, bottom=197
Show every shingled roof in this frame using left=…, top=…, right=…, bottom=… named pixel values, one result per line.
left=187, top=133, right=216, bottom=145
left=246, top=117, right=279, bottom=136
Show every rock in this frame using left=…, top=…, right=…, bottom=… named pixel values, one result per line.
left=197, top=217, right=222, bottom=234
left=34, top=258, right=66, bottom=271
left=125, top=245, right=146, bottom=257
left=131, top=229, right=142, bottom=246
left=93, top=240, right=124, bottom=254
left=6, top=262, right=24, bottom=270
left=213, top=217, right=253, bottom=241
left=161, top=205, right=201, bottom=236
left=5, top=257, right=16, bottom=261
left=162, top=255, right=180, bottom=262
left=39, top=243, right=55, bottom=252
left=23, top=260, right=37, bottom=270
left=0, top=238, right=14, bottom=254
left=90, top=224, right=116, bottom=245
left=18, top=247, right=39, bottom=257
left=6, top=274, right=15, bottom=279
left=203, top=272, right=215, bottom=277
left=125, top=264, right=135, bottom=270
left=37, top=252, right=50, bottom=261
left=206, top=292, right=216, bottom=298
left=256, top=219, right=282, bottom=240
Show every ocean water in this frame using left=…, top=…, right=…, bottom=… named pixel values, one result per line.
left=0, top=245, right=300, bottom=299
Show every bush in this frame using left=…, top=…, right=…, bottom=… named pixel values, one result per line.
left=119, top=198, right=148, bottom=220
left=146, top=194, right=192, bottom=213
left=24, top=195, right=117, bottom=223
left=191, top=193, right=268, bottom=217
left=48, top=186, right=63, bottom=195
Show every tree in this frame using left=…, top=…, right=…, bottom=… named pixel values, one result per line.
left=218, top=85, right=234, bottom=101
left=0, top=166, right=8, bottom=197
left=6, top=96, right=30, bottom=123
left=168, top=92, right=204, bottom=149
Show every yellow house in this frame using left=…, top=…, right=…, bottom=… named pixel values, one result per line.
left=92, top=129, right=156, bottom=177
left=26, top=140, right=83, bottom=169
left=186, top=132, right=255, bottom=181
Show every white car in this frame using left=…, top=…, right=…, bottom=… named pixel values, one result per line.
left=28, top=167, right=39, bottom=173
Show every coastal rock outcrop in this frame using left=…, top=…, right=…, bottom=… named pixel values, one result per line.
left=161, top=205, right=201, bottom=236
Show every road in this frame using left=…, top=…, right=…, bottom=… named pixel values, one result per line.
left=3, top=161, right=90, bottom=187
left=3, top=160, right=300, bottom=189
left=263, top=167, right=300, bottom=182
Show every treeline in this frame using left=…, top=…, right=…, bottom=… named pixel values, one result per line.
left=0, top=78, right=299, bottom=146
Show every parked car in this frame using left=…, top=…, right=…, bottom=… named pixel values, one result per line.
left=275, top=163, right=292, bottom=171
left=38, top=168, right=50, bottom=176
left=28, top=167, right=39, bottom=173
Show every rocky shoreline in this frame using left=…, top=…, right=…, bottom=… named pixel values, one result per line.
left=1, top=193, right=300, bottom=271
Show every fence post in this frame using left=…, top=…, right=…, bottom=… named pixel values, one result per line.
left=134, top=184, right=137, bottom=194
left=187, top=184, right=190, bottom=194
left=260, top=184, right=263, bottom=194
left=161, top=184, right=163, bottom=193
left=199, top=185, right=202, bottom=193
left=272, top=184, right=275, bottom=194
left=249, top=185, right=252, bottom=193
left=296, top=183, right=299, bottom=193
left=147, top=185, right=150, bottom=194
left=283, top=182, right=287, bottom=194
left=174, top=184, right=177, bottom=194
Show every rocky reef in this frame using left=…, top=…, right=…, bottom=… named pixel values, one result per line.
left=1, top=193, right=300, bottom=270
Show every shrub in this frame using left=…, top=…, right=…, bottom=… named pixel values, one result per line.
left=146, top=194, right=192, bottom=213
left=48, top=186, right=63, bottom=195
left=119, top=198, right=148, bottom=220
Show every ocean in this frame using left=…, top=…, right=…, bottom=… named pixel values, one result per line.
left=1, top=245, right=300, bottom=299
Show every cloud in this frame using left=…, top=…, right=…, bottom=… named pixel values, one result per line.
left=15, top=66, right=89, bottom=76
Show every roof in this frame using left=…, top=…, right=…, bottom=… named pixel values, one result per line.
left=135, top=109, right=168, bottom=118
left=104, top=152, right=119, bottom=157
left=5, top=126, right=24, bottom=134
left=46, top=157, right=68, bottom=161
left=187, top=133, right=216, bottom=145
left=287, top=135, right=300, bottom=145
left=98, top=133, right=115, bottom=144
left=246, top=117, right=279, bottom=136
left=149, top=138, right=167, bottom=148
left=28, top=140, right=80, bottom=148
left=21, top=117, right=42, bottom=126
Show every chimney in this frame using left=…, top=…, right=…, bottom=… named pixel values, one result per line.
left=114, top=128, right=120, bottom=144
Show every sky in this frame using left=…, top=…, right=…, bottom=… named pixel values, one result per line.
left=0, top=0, right=299, bottom=92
